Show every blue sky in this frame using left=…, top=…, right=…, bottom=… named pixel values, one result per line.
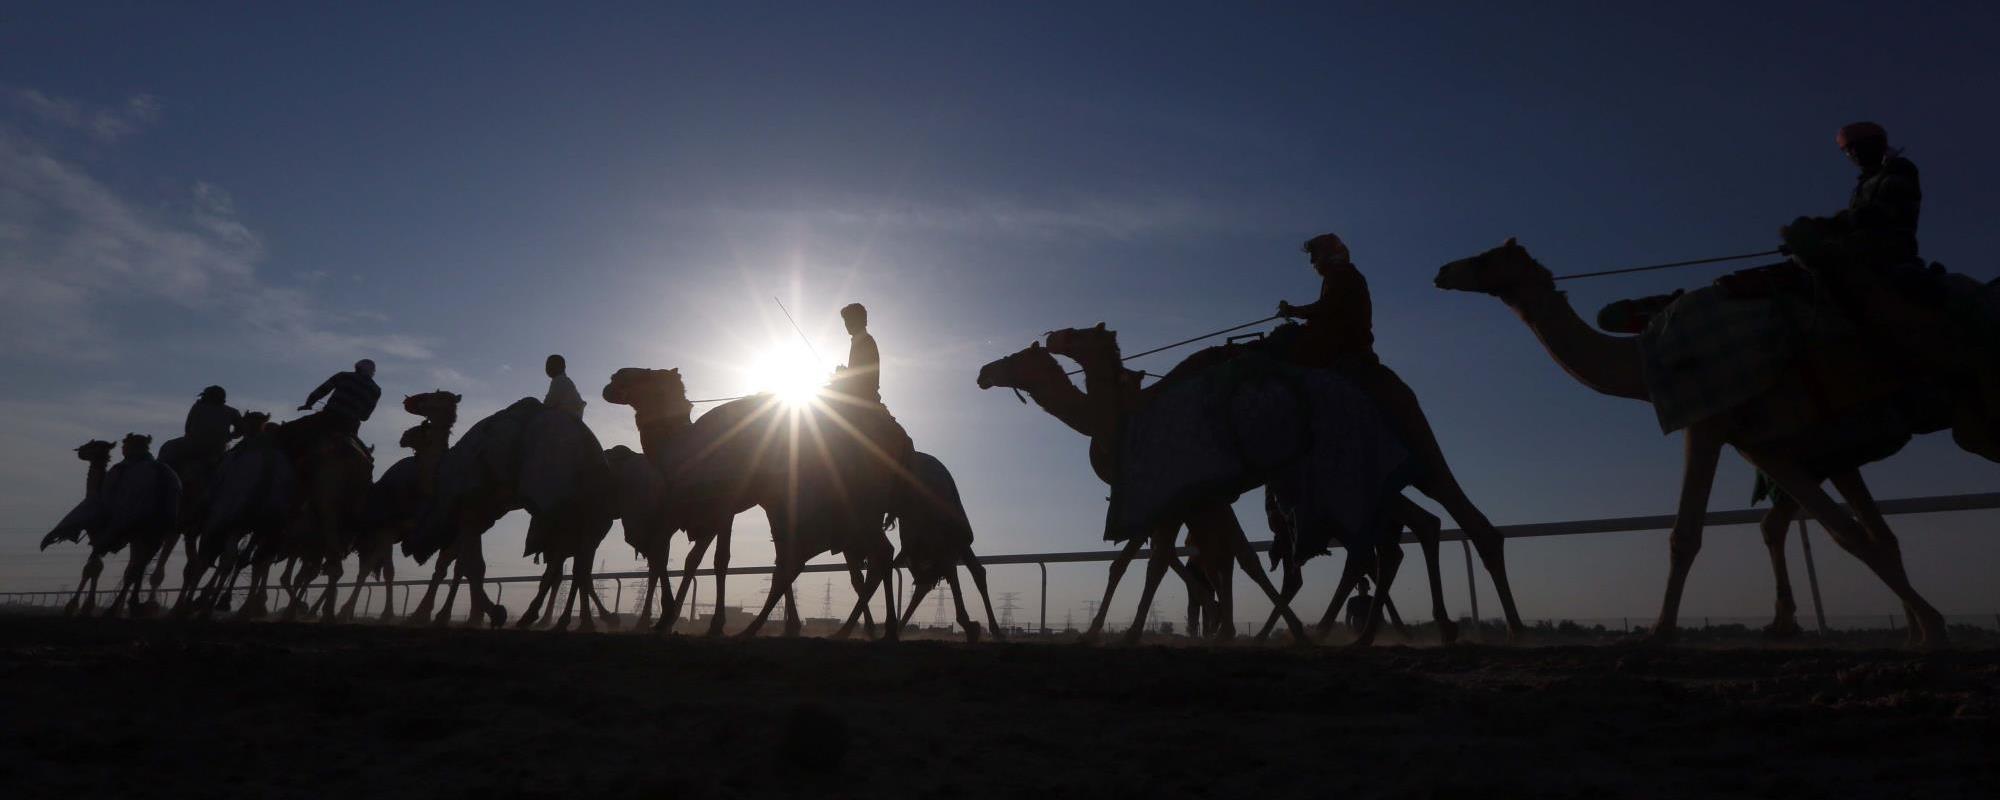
left=4, top=3, right=1998, bottom=626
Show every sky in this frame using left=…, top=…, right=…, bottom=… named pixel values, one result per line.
left=4, top=2, right=1999, bottom=629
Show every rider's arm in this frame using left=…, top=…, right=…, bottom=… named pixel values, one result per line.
left=302, top=376, right=336, bottom=409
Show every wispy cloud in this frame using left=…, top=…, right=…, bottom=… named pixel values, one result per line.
left=0, top=90, right=432, bottom=363
left=4, top=88, right=161, bottom=143
left=680, top=191, right=1271, bottom=243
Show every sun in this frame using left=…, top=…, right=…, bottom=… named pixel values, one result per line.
left=744, top=343, right=828, bottom=407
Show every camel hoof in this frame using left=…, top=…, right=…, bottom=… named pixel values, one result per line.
left=513, top=615, right=537, bottom=631
left=489, top=607, right=509, bottom=629
left=63, top=599, right=80, bottom=617
left=405, top=609, right=431, bottom=626
left=1762, top=619, right=1803, bottom=639
left=599, top=613, right=621, bottom=631
left=962, top=622, right=982, bottom=643
left=1437, top=619, right=1461, bottom=645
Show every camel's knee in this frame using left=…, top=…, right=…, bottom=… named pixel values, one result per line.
left=1668, top=527, right=1703, bottom=564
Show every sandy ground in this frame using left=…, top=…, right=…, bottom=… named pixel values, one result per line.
left=0, top=614, right=1994, bottom=799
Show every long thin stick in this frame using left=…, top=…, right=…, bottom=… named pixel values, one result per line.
left=773, top=296, right=824, bottom=364
left=1552, top=249, right=1784, bottom=282
left=1062, top=315, right=1282, bottom=377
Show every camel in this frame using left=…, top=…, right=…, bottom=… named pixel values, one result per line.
left=271, top=415, right=376, bottom=622
left=177, top=412, right=295, bottom=619
left=975, top=341, right=1230, bottom=640
left=1435, top=238, right=1950, bottom=644
left=84, top=434, right=183, bottom=618
left=151, top=435, right=226, bottom=608
left=601, top=369, right=699, bottom=627
left=337, top=391, right=462, bottom=621
left=41, top=440, right=117, bottom=616
left=975, top=331, right=1304, bottom=644
left=1047, top=323, right=1460, bottom=646
left=600, top=369, right=910, bottom=639
left=402, top=397, right=617, bottom=631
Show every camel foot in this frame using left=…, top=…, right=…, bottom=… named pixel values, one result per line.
left=63, top=598, right=80, bottom=617
left=488, top=606, right=509, bottom=629
left=1437, top=619, right=1461, bottom=645
left=1763, top=618, right=1804, bottom=639
left=705, top=621, right=726, bottom=638
left=431, top=612, right=455, bottom=629
left=405, top=608, right=432, bottom=626
left=782, top=620, right=801, bottom=638
left=215, top=595, right=233, bottom=612
left=552, top=615, right=573, bottom=633
left=829, top=623, right=856, bottom=641
left=1118, top=627, right=1145, bottom=647
left=579, top=616, right=597, bottom=634
left=513, top=614, right=538, bottom=631
left=652, top=617, right=677, bottom=635
left=598, top=613, right=621, bottom=631
left=962, top=622, right=982, bottom=644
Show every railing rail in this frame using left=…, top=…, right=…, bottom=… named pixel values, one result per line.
left=6, top=491, right=1998, bottom=634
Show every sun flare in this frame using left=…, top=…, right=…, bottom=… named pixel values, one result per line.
left=744, top=343, right=829, bottom=407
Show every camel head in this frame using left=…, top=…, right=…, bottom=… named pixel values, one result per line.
left=603, top=367, right=690, bottom=412
left=237, top=411, right=272, bottom=439
left=1043, top=322, right=1121, bottom=367
left=403, top=390, right=462, bottom=423
left=119, top=433, right=152, bottom=460
left=1434, top=238, right=1555, bottom=298
left=75, top=440, right=114, bottom=464
left=398, top=422, right=427, bottom=450
left=976, top=341, right=1066, bottom=395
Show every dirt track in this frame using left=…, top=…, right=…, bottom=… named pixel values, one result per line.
left=0, top=614, right=1994, bottom=799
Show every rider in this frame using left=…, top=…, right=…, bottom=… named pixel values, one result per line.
left=184, top=385, right=243, bottom=461
left=1829, top=121, right=1922, bottom=270
left=298, top=359, right=382, bottom=438
left=1278, top=234, right=1515, bottom=609
left=833, top=302, right=882, bottom=405
left=543, top=354, right=586, bottom=417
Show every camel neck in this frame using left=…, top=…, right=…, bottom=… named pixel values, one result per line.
left=1073, top=354, right=1129, bottom=434
left=84, top=460, right=108, bottom=499
left=1503, top=284, right=1650, bottom=401
left=633, top=407, right=692, bottom=457
left=1020, top=374, right=1100, bottom=438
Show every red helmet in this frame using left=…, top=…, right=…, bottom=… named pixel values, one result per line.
left=1836, top=121, right=1887, bottom=150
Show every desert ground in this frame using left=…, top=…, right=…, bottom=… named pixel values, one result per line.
left=0, top=613, right=1994, bottom=799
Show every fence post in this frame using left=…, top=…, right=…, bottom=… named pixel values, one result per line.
left=1461, top=539, right=1480, bottom=640
left=614, top=579, right=624, bottom=613
left=1797, top=520, right=1829, bottom=634
left=1038, top=561, right=1048, bottom=635
left=401, top=585, right=410, bottom=617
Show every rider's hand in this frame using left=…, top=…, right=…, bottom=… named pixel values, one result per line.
left=297, top=403, right=314, bottom=411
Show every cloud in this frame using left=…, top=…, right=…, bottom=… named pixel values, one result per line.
left=0, top=91, right=431, bottom=363
left=680, top=191, right=1266, bottom=243
left=5, top=88, right=160, bottom=143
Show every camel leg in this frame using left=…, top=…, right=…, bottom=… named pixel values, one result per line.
left=1119, top=528, right=1180, bottom=645
left=338, top=537, right=379, bottom=621
left=374, top=558, right=396, bottom=621
left=1399, top=499, right=1457, bottom=643
left=897, top=580, right=936, bottom=630
left=662, top=535, right=714, bottom=633
left=1761, top=462, right=1947, bottom=645
left=737, top=555, right=804, bottom=640
left=1828, top=470, right=1923, bottom=643
left=873, top=540, right=900, bottom=641
left=1647, top=423, right=1725, bottom=645
left=434, top=563, right=463, bottom=628
left=147, top=529, right=182, bottom=605
left=637, top=563, right=659, bottom=625
left=519, top=559, right=563, bottom=629
left=1201, top=509, right=1301, bottom=643
left=454, top=526, right=505, bottom=629
left=833, top=553, right=877, bottom=639
left=1757, top=494, right=1803, bottom=638
left=66, top=553, right=103, bottom=616
left=172, top=539, right=213, bottom=617
left=961, top=546, right=1003, bottom=641
left=706, top=532, right=732, bottom=637
left=1082, top=535, right=1150, bottom=642
left=1254, top=561, right=1302, bottom=642
left=781, top=585, right=801, bottom=637
left=408, top=554, right=451, bottom=625
left=316, top=555, right=344, bottom=623
left=942, top=570, right=981, bottom=642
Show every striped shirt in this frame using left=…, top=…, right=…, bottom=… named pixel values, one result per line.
left=307, top=371, right=382, bottom=422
